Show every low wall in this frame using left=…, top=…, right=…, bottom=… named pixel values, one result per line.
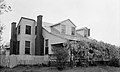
left=0, top=55, right=49, bottom=68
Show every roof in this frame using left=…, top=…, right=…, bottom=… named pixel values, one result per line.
left=16, top=16, right=91, bottom=42
left=76, top=27, right=89, bottom=31
left=42, top=27, right=67, bottom=40
left=17, top=17, right=36, bottom=27
left=50, top=19, right=76, bottom=27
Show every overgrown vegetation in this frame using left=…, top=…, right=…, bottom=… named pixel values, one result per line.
left=52, top=39, right=120, bottom=70
left=52, top=45, right=69, bottom=70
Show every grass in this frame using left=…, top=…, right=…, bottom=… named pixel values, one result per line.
left=1, top=65, right=120, bottom=72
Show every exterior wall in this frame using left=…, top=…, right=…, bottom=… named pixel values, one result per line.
left=43, top=29, right=67, bottom=54
left=60, top=20, right=76, bottom=35
left=76, top=30, right=85, bottom=37
left=17, top=18, right=35, bottom=55
left=77, top=29, right=89, bottom=37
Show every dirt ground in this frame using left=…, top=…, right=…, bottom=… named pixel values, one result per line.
left=0, top=66, right=120, bottom=72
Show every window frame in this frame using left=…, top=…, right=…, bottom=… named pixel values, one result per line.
left=25, top=25, right=31, bottom=35
left=25, top=41, right=30, bottom=55
left=45, top=39, right=49, bottom=55
left=18, top=25, right=20, bottom=34
left=61, top=25, right=66, bottom=34
left=71, top=27, right=75, bottom=35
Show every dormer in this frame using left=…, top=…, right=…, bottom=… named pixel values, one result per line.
left=76, top=27, right=90, bottom=37
left=50, top=19, right=76, bottom=35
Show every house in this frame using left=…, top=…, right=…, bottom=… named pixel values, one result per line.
left=10, top=15, right=91, bottom=56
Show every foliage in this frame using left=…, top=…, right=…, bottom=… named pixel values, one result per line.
left=65, top=39, right=119, bottom=66
left=0, top=0, right=12, bottom=15
left=52, top=38, right=119, bottom=68
left=52, top=45, right=69, bottom=70
left=0, top=24, right=6, bottom=55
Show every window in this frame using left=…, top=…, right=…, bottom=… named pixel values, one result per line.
left=17, top=41, right=20, bottom=54
left=45, top=39, right=49, bottom=55
left=25, top=41, right=30, bottom=54
left=61, top=25, right=66, bottom=34
left=35, top=26, right=37, bottom=35
left=25, top=25, right=31, bottom=35
left=18, top=26, right=20, bottom=34
left=88, top=29, right=90, bottom=36
left=71, top=27, right=75, bottom=35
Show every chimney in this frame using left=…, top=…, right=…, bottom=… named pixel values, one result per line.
left=10, top=22, right=17, bottom=55
left=35, top=15, right=44, bottom=55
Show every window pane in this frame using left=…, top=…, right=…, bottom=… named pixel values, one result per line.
left=25, top=48, right=30, bottom=54
left=45, top=39, right=48, bottom=47
left=45, top=47, right=49, bottom=54
left=71, top=27, right=75, bottom=35
left=26, top=25, right=31, bottom=35
left=25, top=41, right=30, bottom=48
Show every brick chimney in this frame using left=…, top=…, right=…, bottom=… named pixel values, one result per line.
left=35, top=15, right=44, bottom=55
left=10, top=22, right=17, bottom=55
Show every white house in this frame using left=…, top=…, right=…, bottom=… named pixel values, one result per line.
left=10, top=15, right=90, bottom=56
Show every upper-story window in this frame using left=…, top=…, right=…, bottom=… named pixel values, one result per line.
left=25, top=41, right=30, bottom=54
left=71, top=27, right=75, bottom=35
left=25, top=25, right=31, bottom=35
left=35, top=26, right=37, bottom=35
left=61, top=25, right=66, bottom=34
left=18, top=25, right=20, bottom=34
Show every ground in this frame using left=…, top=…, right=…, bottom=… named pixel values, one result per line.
left=1, top=66, right=120, bottom=72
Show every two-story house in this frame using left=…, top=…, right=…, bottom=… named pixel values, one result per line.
left=10, top=15, right=91, bottom=56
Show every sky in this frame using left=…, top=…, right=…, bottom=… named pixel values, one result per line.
left=0, top=0, right=120, bottom=46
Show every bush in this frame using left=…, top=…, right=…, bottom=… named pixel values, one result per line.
left=52, top=46, right=69, bottom=70
left=108, top=58, right=120, bottom=67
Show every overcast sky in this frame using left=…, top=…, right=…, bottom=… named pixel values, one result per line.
left=1, top=0, right=120, bottom=46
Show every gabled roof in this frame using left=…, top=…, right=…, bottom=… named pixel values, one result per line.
left=17, top=17, right=35, bottom=27
left=76, top=27, right=89, bottom=31
left=50, top=19, right=76, bottom=27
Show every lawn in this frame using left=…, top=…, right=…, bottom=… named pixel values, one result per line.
left=1, top=66, right=120, bottom=72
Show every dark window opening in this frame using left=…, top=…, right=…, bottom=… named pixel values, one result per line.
left=71, top=27, right=75, bottom=35
left=25, top=41, right=30, bottom=54
left=25, top=25, right=31, bottom=35
left=17, top=41, right=20, bottom=54
left=45, top=47, right=49, bottom=55
left=88, top=29, right=90, bottom=36
left=18, top=26, right=20, bottom=34
left=35, top=26, right=37, bottom=35
left=45, top=39, right=49, bottom=54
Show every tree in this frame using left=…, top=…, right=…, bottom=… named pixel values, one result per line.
left=0, top=0, right=11, bottom=46
left=0, top=24, right=5, bottom=55
left=0, top=0, right=12, bottom=15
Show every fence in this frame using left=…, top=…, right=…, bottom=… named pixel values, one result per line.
left=0, top=55, right=49, bottom=68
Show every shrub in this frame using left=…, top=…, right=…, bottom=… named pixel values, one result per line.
left=52, top=46, right=69, bottom=70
